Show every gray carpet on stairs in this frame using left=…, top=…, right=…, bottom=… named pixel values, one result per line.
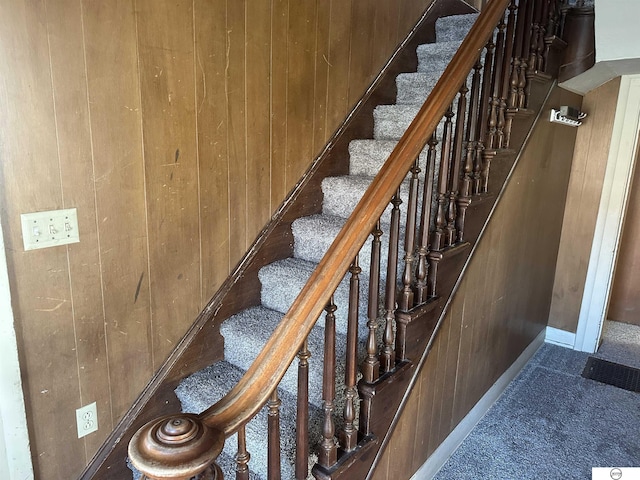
left=131, top=12, right=479, bottom=480
left=432, top=342, right=640, bottom=480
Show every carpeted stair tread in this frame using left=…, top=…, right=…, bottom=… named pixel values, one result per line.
left=292, top=213, right=402, bottom=279
left=176, top=360, right=322, bottom=480
left=258, top=257, right=370, bottom=337
left=435, top=13, right=479, bottom=42
left=373, top=104, right=422, bottom=140
left=348, top=139, right=429, bottom=177
left=221, top=305, right=362, bottom=409
left=321, top=174, right=415, bottom=224
left=374, top=104, right=450, bottom=141
left=396, top=71, right=443, bottom=105
left=416, top=40, right=462, bottom=73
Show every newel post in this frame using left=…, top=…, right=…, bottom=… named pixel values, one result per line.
left=128, top=413, right=225, bottom=480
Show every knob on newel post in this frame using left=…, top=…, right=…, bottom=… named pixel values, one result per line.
left=128, top=413, right=225, bottom=480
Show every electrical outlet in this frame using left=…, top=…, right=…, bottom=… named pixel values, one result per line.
left=76, top=402, right=98, bottom=438
left=20, top=208, right=80, bottom=251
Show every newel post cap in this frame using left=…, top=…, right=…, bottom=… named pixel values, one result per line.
left=128, top=413, right=224, bottom=479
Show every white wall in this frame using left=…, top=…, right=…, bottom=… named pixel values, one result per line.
left=595, top=0, right=640, bottom=63
left=0, top=214, right=34, bottom=479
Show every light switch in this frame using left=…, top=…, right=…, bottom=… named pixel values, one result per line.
left=20, top=208, right=80, bottom=251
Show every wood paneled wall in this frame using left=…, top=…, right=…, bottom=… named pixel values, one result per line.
left=0, top=0, right=436, bottom=477
left=548, top=78, right=621, bottom=333
left=370, top=87, right=581, bottom=479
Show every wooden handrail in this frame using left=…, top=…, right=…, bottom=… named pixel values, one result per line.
left=198, top=0, right=511, bottom=435
left=129, top=1, right=515, bottom=477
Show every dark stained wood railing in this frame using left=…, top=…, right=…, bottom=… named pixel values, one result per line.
left=129, top=1, right=567, bottom=478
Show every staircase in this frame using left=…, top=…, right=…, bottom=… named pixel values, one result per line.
left=116, top=0, right=574, bottom=478
left=161, top=14, right=479, bottom=480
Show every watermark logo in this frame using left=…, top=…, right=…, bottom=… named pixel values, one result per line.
left=592, top=467, right=640, bottom=480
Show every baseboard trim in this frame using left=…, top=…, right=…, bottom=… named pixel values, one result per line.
left=544, top=326, right=576, bottom=348
left=411, top=329, right=545, bottom=480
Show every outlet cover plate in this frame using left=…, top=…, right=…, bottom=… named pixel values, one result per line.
left=20, top=208, right=80, bottom=251
left=76, top=402, right=98, bottom=438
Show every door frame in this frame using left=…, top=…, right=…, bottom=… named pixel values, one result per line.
left=0, top=213, right=34, bottom=479
left=575, top=74, right=640, bottom=352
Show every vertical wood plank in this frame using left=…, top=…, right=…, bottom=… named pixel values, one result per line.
left=136, top=0, right=201, bottom=366
left=246, top=0, right=273, bottom=243
left=325, top=0, right=353, bottom=135
left=196, top=0, right=231, bottom=299
left=286, top=0, right=318, bottom=188
left=411, top=358, right=435, bottom=469
left=427, top=332, right=444, bottom=453
left=440, top=290, right=463, bottom=439
left=398, top=0, right=431, bottom=42
left=82, top=0, right=153, bottom=419
left=369, top=448, right=390, bottom=480
left=451, top=274, right=477, bottom=426
left=386, top=387, right=420, bottom=479
left=226, top=0, right=248, bottom=265
left=313, top=0, right=331, bottom=155
left=44, top=0, right=112, bottom=458
left=372, top=0, right=400, bottom=72
left=270, top=0, right=289, bottom=210
left=347, top=0, right=376, bottom=107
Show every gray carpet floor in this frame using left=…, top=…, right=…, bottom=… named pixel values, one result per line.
left=597, top=321, right=640, bottom=370
left=433, top=337, right=640, bottom=480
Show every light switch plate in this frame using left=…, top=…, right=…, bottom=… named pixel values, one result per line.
left=20, top=208, right=79, bottom=251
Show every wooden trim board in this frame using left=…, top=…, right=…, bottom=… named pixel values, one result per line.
left=0, top=215, right=34, bottom=480
left=545, top=326, right=577, bottom=348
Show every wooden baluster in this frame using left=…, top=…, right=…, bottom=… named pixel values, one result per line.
left=509, top=0, right=528, bottom=111
left=433, top=106, right=453, bottom=252
left=381, top=191, right=401, bottom=373
left=295, top=339, right=310, bottom=479
left=428, top=106, right=453, bottom=297
left=543, top=0, right=560, bottom=71
left=236, top=425, right=250, bottom=480
left=475, top=37, right=495, bottom=195
left=362, top=222, right=382, bottom=383
left=458, top=60, right=482, bottom=243
left=528, top=0, right=542, bottom=75
left=558, top=0, right=569, bottom=39
left=446, top=83, right=468, bottom=247
left=487, top=16, right=506, bottom=150
left=536, top=0, right=550, bottom=72
left=267, top=391, right=282, bottom=480
left=318, top=298, right=337, bottom=468
left=398, top=159, right=420, bottom=311
left=520, top=0, right=536, bottom=107
left=500, top=0, right=518, bottom=148
left=483, top=16, right=510, bottom=194
left=415, top=134, right=438, bottom=305
left=341, top=258, right=360, bottom=452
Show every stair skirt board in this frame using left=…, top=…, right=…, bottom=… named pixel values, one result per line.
left=411, top=330, right=546, bottom=480
left=129, top=13, right=480, bottom=480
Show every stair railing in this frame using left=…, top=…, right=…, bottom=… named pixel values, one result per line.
left=129, top=0, right=563, bottom=478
